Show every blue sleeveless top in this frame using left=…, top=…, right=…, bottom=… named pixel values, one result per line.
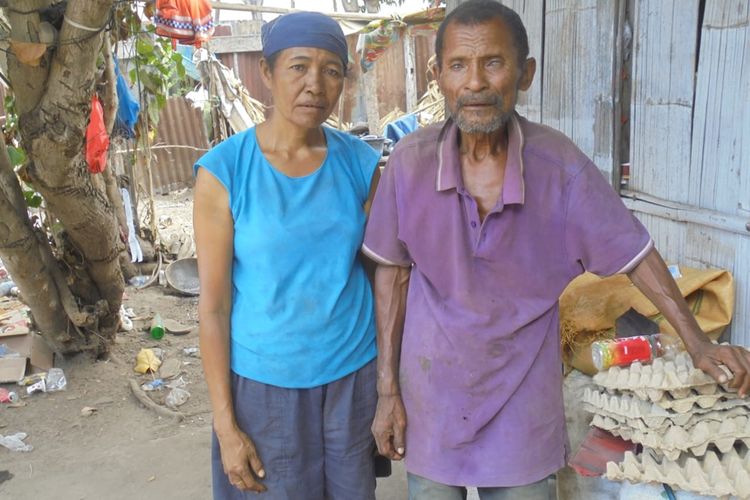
left=195, top=126, right=379, bottom=388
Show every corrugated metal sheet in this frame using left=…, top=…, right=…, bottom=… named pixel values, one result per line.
left=149, top=97, right=210, bottom=194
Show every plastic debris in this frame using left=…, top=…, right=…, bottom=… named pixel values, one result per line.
left=45, top=368, right=67, bottom=392
left=134, top=349, right=162, bottom=374
left=0, top=432, right=33, bottom=452
left=182, top=347, right=200, bottom=358
left=166, top=376, right=187, bottom=390
left=141, top=379, right=164, bottom=392
left=26, top=379, right=46, bottom=395
left=18, top=373, right=46, bottom=387
left=119, top=305, right=134, bottom=332
left=129, top=275, right=150, bottom=287
left=165, top=388, right=190, bottom=409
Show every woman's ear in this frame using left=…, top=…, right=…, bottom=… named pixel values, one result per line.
left=260, top=57, right=273, bottom=90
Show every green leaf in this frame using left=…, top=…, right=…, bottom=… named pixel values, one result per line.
left=136, top=38, right=154, bottom=57
left=23, top=190, right=43, bottom=209
left=7, top=146, right=27, bottom=167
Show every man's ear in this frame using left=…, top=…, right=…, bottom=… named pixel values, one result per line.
left=260, top=58, right=273, bottom=90
left=518, top=57, right=536, bottom=91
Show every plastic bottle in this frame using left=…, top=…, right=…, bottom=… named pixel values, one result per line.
left=150, top=313, right=165, bottom=340
left=591, top=333, right=684, bottom=372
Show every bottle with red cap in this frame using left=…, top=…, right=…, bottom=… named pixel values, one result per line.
left=591, top=333, right=684, bottom=372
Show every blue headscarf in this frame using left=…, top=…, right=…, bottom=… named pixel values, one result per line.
left=261, top=12, right=349, bottom=69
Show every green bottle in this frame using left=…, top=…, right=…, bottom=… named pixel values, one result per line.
left=150, top=313, right=165, bottom=340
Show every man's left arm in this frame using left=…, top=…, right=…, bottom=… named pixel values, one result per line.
left=627, top=247, right=750, bottom=395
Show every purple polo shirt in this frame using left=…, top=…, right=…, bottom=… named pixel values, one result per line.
left=363, top=114, right=652, bottom=487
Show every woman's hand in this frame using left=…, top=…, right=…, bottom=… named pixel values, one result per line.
left=217, top=426, right=267, bottom=492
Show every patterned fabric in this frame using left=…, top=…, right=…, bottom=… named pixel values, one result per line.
left=154, top=0, right=214, bottom=47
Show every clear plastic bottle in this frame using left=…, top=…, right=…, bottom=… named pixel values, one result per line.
left=591, top=333, right=684, bottom=371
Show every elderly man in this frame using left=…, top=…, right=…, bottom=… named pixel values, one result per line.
left=363, top=1, right=750, bottom=498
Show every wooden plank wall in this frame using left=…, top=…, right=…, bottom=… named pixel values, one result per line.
left=503, top=0, right=544, bottom=123
left=542, top=0, right=619, bottom=181
left=628, top=0, right=750, bottom=343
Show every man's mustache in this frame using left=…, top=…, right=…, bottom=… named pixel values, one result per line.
left=456, top=93, right=504, bottom=108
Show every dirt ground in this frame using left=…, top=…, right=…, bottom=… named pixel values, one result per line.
left=0, top=191, right=413, bottom=500
left=0, top=190, right=615, bottom=500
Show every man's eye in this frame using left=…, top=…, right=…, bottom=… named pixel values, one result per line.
left=450, top=63, right=464, bottom=71
left=326, top=68, right=341, bottom=77
left=291, top=64, right=305, bottom=72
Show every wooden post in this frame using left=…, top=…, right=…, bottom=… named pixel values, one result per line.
left=403, top=34, right=417, bottom=113
left=363, top=70, right=380, bottom=135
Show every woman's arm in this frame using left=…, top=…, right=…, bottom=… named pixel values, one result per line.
left=194, top=168, right=266, bottom=492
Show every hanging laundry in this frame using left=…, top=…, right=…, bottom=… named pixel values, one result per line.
left=113, top=55, right=140, bottom=138
left=85, top=95, right=110, bottom=174
left=357, top=19, right=406, bottom=73
left=154, top=0, right=215, bottom=47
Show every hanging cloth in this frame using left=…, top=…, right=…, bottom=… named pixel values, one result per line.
left=85, top=95, right=110, bottom=174
left=113, top=55, right=140, bottom=138
left=154, top=0, right=215, bottom=48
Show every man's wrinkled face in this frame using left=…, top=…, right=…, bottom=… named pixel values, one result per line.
left=435, top=18, right=534, bottom=134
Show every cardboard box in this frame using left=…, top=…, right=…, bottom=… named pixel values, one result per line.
left=0, top=308, right=54, bottom=383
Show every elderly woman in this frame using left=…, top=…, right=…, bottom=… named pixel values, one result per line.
left=193, top=12, right=381, bottom=499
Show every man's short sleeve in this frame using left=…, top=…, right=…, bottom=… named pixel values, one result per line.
left=363, top=159, right=412, bottom=267
left=565, top=162, right=652, bottom=276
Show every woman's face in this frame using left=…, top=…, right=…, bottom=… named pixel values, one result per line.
left=262, top=47, right=346, bottom=130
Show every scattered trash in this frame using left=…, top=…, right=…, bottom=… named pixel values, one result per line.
left=159, top=358, right=181, bottom=380
left=119, top=305, right=134, bottom=332
left=17, top=373, right=46, bottom=387
left=0, top=388, right=18, bottom=404
left=134, top=349, right=162, bottom=374
left=151, top=348, right=165, bottom=360
left=0, top=432, right=33, bottom=452
left=128, top=275, right=150, bottom=287
left=80, top=406, right=98, bottom=417
left=26, top=379, right=46, bottom=395
left=0, top=281, right=16, bottom=297
left=45, top=368, right=67, bottom=392
left=165, top=388, right=190, bottom=409
left=150, top=313, right=165, bottom=340
left=166, top=376, right=187, bottom=390
left=183, top=347, right=200, bottom=358
left=141, top=379, right=164, bottom=392
left=158, top=270, right=167, bottom=286
left=163, top=318, right=191, bottom=335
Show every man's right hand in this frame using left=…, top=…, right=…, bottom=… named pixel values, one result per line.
left=372, top=393, right=407, bottom=460
left=217, top=426, right=267, bottom=492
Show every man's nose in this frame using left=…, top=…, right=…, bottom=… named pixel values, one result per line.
left=465, top=63, right=489, bottom=92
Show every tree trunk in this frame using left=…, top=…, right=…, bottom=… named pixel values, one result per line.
left=2, top=0, right=124, bottom=355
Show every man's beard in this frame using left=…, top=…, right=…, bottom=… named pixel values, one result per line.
left=448, top=92, right=514, bottom=134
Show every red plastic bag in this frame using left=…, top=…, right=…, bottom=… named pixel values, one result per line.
left=86, top=95, right=110, bottom=174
